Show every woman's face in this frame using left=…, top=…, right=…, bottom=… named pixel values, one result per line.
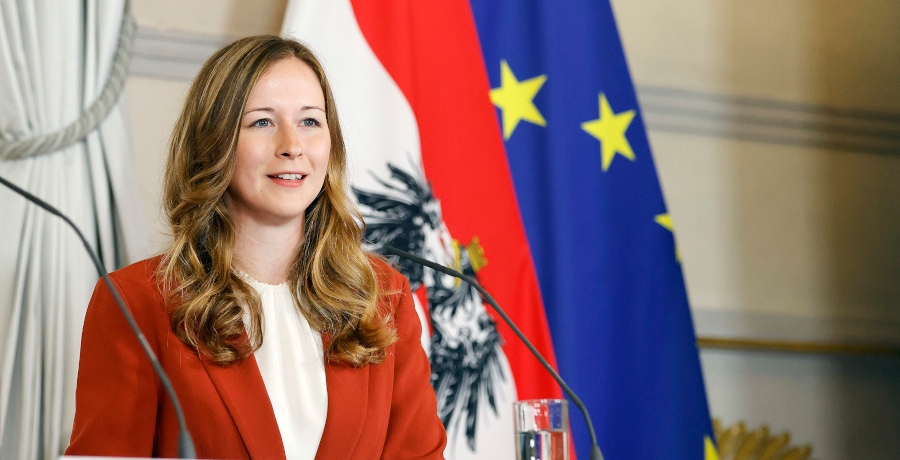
left=229, top=57, right=331, bottom=229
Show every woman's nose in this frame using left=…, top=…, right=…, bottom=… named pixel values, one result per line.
left=278, top=128, right=302, bottom=158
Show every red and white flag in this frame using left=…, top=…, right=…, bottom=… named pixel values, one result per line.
left=283, top=2, right=562, bottom=458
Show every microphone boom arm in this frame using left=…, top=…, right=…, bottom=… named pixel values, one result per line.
left=382, top=245, right=604, bottom=460
left=0, top=174, right=196, bottom=459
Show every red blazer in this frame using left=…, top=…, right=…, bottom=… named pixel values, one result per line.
left=65, top=256, right=446, bottom=459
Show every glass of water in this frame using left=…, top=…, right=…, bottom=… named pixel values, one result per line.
left=514, top=399, right=569, bottom=460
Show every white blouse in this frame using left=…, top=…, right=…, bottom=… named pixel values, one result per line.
left=241, top=274, right=328, bottom=460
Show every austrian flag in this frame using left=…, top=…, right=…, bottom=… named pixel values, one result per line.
left=283, top=1, right=560, bottom=458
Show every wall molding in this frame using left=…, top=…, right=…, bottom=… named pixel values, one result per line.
left=131, top=27, right=235, bottom=81
left=697, top=337, right=900, bottom=357
left=637, top=85, right=900, bottom=155
left=693, top=308, right=900, bottom=354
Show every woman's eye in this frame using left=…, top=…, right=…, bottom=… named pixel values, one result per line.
left=251, top=118, right=272, bottom=128
left=301, top=117, right=321, bottom=127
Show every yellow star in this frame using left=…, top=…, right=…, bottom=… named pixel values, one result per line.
left=655, top=213, right=681, bottom=262
left=489, top=60, right=547, bottom=139
left=581, top=94, right=636, bottom=172
left=705, top=436, right=720, bottom=460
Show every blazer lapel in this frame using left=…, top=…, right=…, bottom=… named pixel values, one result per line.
left=315, top=337, right=370, bottom=459
left=202, top=353, right=286, bottom=459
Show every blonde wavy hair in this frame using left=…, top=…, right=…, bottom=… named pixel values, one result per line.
left=158, top=35, right=396, bottom=366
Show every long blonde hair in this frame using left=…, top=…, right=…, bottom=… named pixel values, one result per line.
left=158, top=35, right=396, bottom=366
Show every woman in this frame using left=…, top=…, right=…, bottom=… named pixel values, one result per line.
left=65, top=35, right=447, bottom=459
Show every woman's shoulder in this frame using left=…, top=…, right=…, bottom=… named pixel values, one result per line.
left=100, top=255, right=168, bottom=305
left=85, top=255, right=169, bottom=336
left=107, top=255, right=165, bottom=286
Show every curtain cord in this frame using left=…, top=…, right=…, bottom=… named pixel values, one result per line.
left=0, top=2, right=135, bottom=161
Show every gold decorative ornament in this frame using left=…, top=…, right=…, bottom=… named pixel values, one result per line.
left=713, top=419, right=813, bottom=460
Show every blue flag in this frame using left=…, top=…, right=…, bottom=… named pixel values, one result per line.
left=470, top=1, right=716, bottom=457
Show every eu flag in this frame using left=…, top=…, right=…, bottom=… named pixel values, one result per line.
left=470, top=1, right=717, bottom=457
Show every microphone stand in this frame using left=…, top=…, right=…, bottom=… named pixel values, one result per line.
left=0, top=174, right=196, bottom=459
left=383, top=245, right=604, bottom=460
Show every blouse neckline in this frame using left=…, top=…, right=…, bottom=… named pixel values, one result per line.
left=235, top=269, right=288, bottom=289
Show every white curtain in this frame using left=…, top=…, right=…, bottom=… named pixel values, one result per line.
left=0, top=1, right=147, bottom=458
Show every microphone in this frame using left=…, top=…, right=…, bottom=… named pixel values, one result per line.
left=382, top=245, right=604, bottom=460
left=0, top=174, right=197, bottom=459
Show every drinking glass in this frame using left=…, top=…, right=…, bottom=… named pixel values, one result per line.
left=514, top=399, right=569, bottom=460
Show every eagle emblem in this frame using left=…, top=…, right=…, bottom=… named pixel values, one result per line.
left=353, top=161, right=507, bottom=450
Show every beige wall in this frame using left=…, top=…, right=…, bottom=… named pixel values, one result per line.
left=613, top=0, right=900, bottom=109
left=133, top=0, right=287, bottom=38
left=610, top=0, right=900, bottom=458
left=124, top=1, right=900, bottom=458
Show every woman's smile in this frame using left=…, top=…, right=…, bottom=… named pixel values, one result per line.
left=268, top=172, right=308, bottom=188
